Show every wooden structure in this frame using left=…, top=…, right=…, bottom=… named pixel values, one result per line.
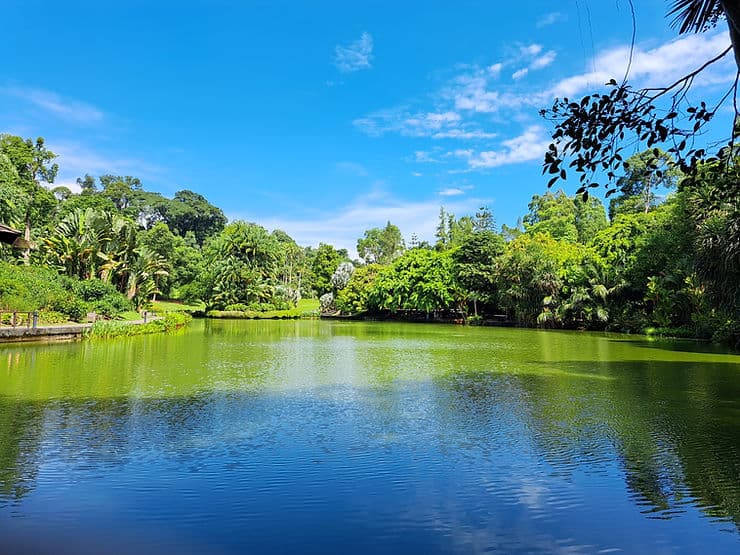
left=0, top=223, right=33, bottom=249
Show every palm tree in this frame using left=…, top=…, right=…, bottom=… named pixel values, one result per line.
left=668, top=1, right=740, bottom=68
left=43, top=208, right=108, bottom=280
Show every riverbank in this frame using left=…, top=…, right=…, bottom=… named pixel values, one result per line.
left=0, top=313, right=189, bottom=343
left=0, top=322, right=92, bottom=342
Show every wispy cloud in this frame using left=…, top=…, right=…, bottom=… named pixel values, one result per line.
left=354, top=30, right=733, bottom=176
left=0, top=85, right=104, bottom=125
left=51, top=141, right=167, bottom=185
left=438, top=187, right=466, bottom=196
left=451, top=126, right=550, bottom=169
left=520, top=44, right=542, bottom=57
left=334, top=32, right=374, bottom=73
left=413, top=150, right=440, bottom=163
left=354, top=108, right=495, bottom=139
left=531, top=50, right=557, bottom=70
left=549, top=31, right=733, bottom=97
left=536, top=12, right=563, bottom=28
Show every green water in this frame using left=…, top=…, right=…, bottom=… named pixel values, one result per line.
left=1, top=320, right=739, bottom=554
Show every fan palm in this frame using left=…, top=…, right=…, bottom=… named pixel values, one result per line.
left=668, top=1, right=740, bottom=68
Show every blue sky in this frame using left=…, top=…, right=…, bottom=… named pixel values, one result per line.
left=1, top=0, right=736, bottom=254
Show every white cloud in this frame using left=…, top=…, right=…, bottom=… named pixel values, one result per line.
left=48, top=180, right=82, bottom=194
left=488, top=63, right=503, bottom=76
left=414, top=150, right=440, bottom=163
left=521, top=44, right=543, bottom=57
left=536, top=12, right=562, bottom=28
left=450, top=73, right=537, bottom=113
left=550, top=31, right=733, bottom=98
left=411, top=171, right=423, bottom=177
left=530, top=50, right=557, bottom=70
left=0, top=85, right=104, bottom=125
left=453, top=126, right=550, bottom=169
left=334, top=32, right=374, bottom=73
left=354, top=108, right=495, bottom=139
left=354, top=30, right=734, bottom=175
left=438, top=187, right=465, bottom=196
left=51, top=141, right=167, bottom=184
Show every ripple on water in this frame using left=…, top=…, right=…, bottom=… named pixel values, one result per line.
left=1, top=321, right=740, bottom=553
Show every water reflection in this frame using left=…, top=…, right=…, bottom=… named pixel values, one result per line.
left=0, top=321, right=739, bottom=553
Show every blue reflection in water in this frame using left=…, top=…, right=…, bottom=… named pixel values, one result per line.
left=0, top=321, right=738, bottom=554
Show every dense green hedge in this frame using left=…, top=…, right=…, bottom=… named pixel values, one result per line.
left=206, top=309, right=302, bottom=319
left=0, top=262, right=132, bottom=322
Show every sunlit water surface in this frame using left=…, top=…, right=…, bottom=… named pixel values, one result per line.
left=1, top=320, right=739, bottom=554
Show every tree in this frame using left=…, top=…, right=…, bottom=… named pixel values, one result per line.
left=0, top=153, right=21, bottom=226
left=76, top=174, right=97, bottom=194
left=0, top=135, right=58, bottom=262
left=272, top=229, right=306, bottom=294
left=574, top=194, right=608, bottom=242
left=139, top=222, right=203, bottom=297
left=474, top=205, right=496, bottom=232
left=335, top=264, right=382, bottom=314
left=162, top=190, right=226, bottom=245
left=99, top=175, right=142, bottom=212
left=541, top=1, right=740, bottom=200
left=684, top=158, right=740, bottom=317
left=523, top=191, right=578, bottom=242
left=201, top=221, right=282, bottom=309
left=609, top=149, right=682, bottom=218
left=435, top=207, right=449, bottom=248
left=370, top=249, right=460, bottom=315
left=310, top=243, right=346, bottom=296
left=356, top=221, right=405, bottom=265
left=452, top=230, right=505, bottom=316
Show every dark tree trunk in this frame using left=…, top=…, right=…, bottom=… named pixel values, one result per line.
left=721, top=0, right=740, bottom=70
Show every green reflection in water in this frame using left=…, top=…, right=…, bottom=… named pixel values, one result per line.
left=1, top=319, right=739, bottom=532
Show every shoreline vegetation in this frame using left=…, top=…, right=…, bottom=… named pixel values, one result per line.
left=0, top=133, right=738, bottom=348
left=86, top=312, right=192, bottom=339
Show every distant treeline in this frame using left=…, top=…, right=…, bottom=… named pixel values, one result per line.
left=0, top=134, right=737, bottom=344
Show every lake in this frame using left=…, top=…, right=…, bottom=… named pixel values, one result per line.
left=1, top=320, right=739, bottom=554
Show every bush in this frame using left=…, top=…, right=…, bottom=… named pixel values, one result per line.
left=87, top=312, right=192, bottom=339
left=72, top=279, right=118, bottom=301
left=46, top=294, right=87, bottom=322
left=38, top=310, right=68, bottom=324
left=91, top=294, right=132, bottom=317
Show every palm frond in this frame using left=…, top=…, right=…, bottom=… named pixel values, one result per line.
left=667, top=0, right=724, bottom=34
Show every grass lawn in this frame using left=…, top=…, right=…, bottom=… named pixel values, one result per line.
left=207, top=297, right=320, bottom=320
left=117, top=311, right=144, bottom=321
left=297, top=298, right=319, bottom=312
left=150, top=300, right=206, bottom=313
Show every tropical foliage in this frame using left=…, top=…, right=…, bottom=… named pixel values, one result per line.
left=0, top=132, right=737, bottom=345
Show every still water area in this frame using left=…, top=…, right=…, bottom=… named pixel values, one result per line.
left=1, top=319, right=739, bottom=554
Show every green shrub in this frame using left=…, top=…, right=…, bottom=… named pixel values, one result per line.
left=0, top=263, right=131, bottom=321
left=224, top=303, right=251, bottom=312
left=38, top=310, right=68, bottom=324
left=46, top=294, right=87, bottom=322
left=72, top=279, right=118, bottom=301
left=91, top=294, right=132, bottom=317
left=87, top=312, right=192, bottom=339
left=206, top=309, right=302, bottom=319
